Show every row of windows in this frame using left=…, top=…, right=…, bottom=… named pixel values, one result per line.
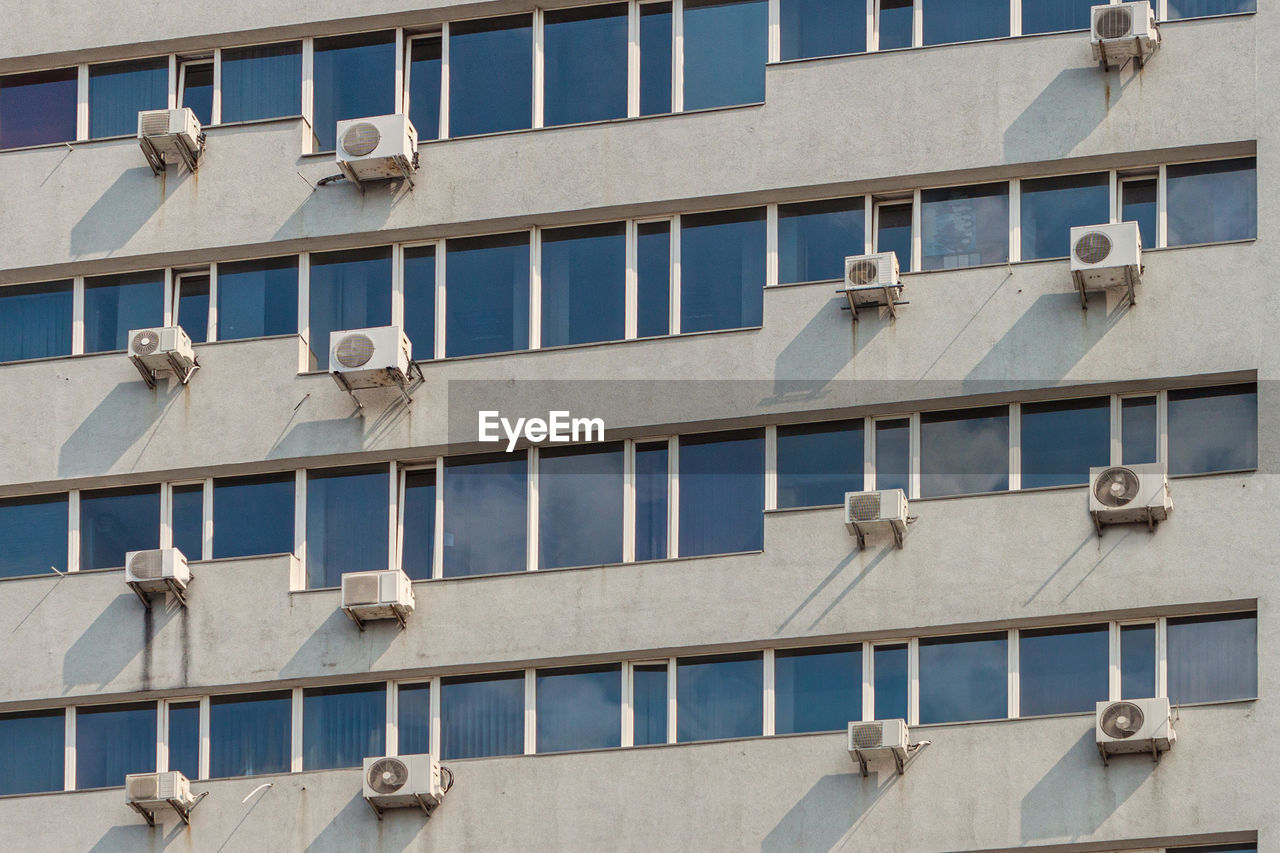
left=0, top=383, right=1255, bottom=584
left=0, top=610, right=1255, bottom=794
left=0, top=157, right=1256, bottom=367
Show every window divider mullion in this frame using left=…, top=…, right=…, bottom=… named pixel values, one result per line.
left=207, top=262, right=219, bottom=342
left=765, top=204, right=779, bottom=287
left=71, top=275, right=85, bottom=355
left=1108, top=170, right=1119, bottom=224
left=670, top=214, right=681, bottom=334
left=163, top=268, right=175, bottom=327
left=912, top=0, right=923, bottom=47
left=907, top=638, right=919, bottom=726
left=298, top=252, right=311, bottom=373
left=861, top=641, right=874, bottom=721
left=767, top=0, right=781, bottom=63
left=621, top=662, right=635, bottom=747
left=430, top=676, right=442, bottom=756
left=1007, top=628, right=1020, bottom=719
left=440, top=23, right=451, bottom=140
left=1009, top=0, right=1022, bottom=38
left=1109, top=394, right=1123, bottom=466
left=68, top=490, right=81, bottom=574
left=292, top=470, right=307, bottom=590
left=863, top=195, right=873, bottom=254
left=64, top=707, right=76, bottom=791
left=625, top=220, right=639, bottom=340
left=627, top=0, right=641, bottom=118
left=201, top=477, right=213, bottom=561
left=672, top=0, right=684, bottom=112
left=1108, top=621, right=1121, bottom=701
left=387, top=461, right=398, bottom=573
left=168, top=55, right=178, bottom=110
left=1156, top=164, right=1168, bottom=248
left=623, top=440, right=637, bottom=562
left=1008, top=402, right=1021, bottom=491
left=290, top=686, right=303, bottom=772
left=764, top=425, right=777, bottom=511
left=433, top=457, right=445, bottom=580
left=908, top=412, right=921, bottom=500
left=763, top=648, right=775, bottom=736
left=863, top=416, right=875, bottom=491
left=532, top=10, right=545, bottom=129
left=391, top=243, right=405, bottom=332
left=529, top=228, right=542, bottom=350
left=910, top=189, right=922, bottom=272
left=1008, top=178, right=1021, bottom=264
left=160, top=482, right=173, bottom=550
left=524, top=668, right=537, bottom=755
left=76, top=65, right=89, bottom=141
left=301, top=39, right=315, bottom=153
left=1156, top=389, right=1169, bottom=466
left=667, top=436, right=679, bottom=558
left=386, top=679, right=398, bottom=756
left=198, top=696, right=210, bottom=780
left=1156, top=617, right=1168, bottom=699
left=211, top=48, right=222, bottom=125
left=868, top=0, right=878, bottom=51
left=435, top=240, right=447, bottom=359
left=527, top=447, right=540, bottom=572
left=394, top=28, right=406, bottom=116
left=666, top=657, right=678, bottom=743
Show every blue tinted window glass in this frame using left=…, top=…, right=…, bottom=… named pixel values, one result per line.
left=308, top=247, right=392, bottom=370
left=875, top=203, right=913, bottom=272
left=539, top=443, right=623, bottom=569
left=1167, top=384, right=1256, bottom=474
left=450, top=16, right=533, bottom=137
left=633, top=664, right=668, bottom=745
left=306, top=467, right=389, bottom=589
left=0, top=68, right=77, bottom=148
left=1019, top=624, right=1108, bottom=716
left=167, top=702, right=200, bottom=782
left=1020, top=397, right=1110, bottom=488
left=408, top=38, right=442, bottom=141
left=0, top=494, right=67, bottom=578
left=537, top=665, right=621, bottom=753
left=303, top=684, right=385, bottom=770
left=923, top=0, right=1008, bottom=44
left=1167, top=0, right=1254, bottom=18
left=781, top=0, right=866, bottom=59
left=401, top=469, right=435, bottom=581
left=635, top=442, right=669, bottom=562
left=777, top=420, right=864, bottom=508
left=919, top=633, right=1008, bottom=724
left=89, top=59, right=167, bottom=139
left=878, top=0, right=913, bottom=49
left=313, top=32, right=395, bottom=151
left=677, top=653, right=762, bottom=742
left=445, top=233, right=529, bottom=357
left=541, top=223, right=626, bottom=347
left=1022, top=0, right=1095, bottom=33
left=171, top=484, right=203, bottom=562
left=1167, top=158, right=1256, bottom=246
left=637, top=221, right=671, bottom=337
left=920, top=407, right=1009, bottom=497
left=80, top=486, right=160, bottom=571
left=1120, top=623, right=1155, bottom=699
left=1168, top=613, right=1256, bottom=703
left=779, top=198, right=866, bottom=284
left=443, top=453, right=527, bottom=577
left=921, top=183, right=1009, bottom=270
left=403, top=245, right=435, bottom=361
left=0, top=281, right=72, bottom=362
left=1020, top=173, right=1110, bottom=261
left=210, top=692, right=291, bottom=778
left=640, top=4, right=673, bottom=115
left=684, top=0, right=767, bottom=109
left=441, top=672, right=524, bottom=759
left=398, top=683, right=431, bottom=755
left=680, top=208, right=765, bottom=333
left=212, top=473, right=294, bottom=559
left=1122, top=396, right=1157, bottom=465
left=874, top=419, right=910, bottom=493
left=77, top=703, right=156, bottom=789
left=873, top=644, right=908, bottom=721
left=775, top=645, right=861, bottom=734
left=679, top=430, right=764, bottom=557
left=0, top=710, right=63, bottom=795
left=221, top=42, right=302, bottom=123
left=180, top=63, right=213, bottom=126
left=177, top=274, right=210, bottom=344
left=545, top=5, right=628, bottom=126
left=84, top=272, right=164, bottom=354
left=217, top=256, right=298, bottom=341
left=1122, top=179, right=1157, bottom=253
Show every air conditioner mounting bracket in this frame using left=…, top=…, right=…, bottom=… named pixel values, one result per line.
left=131, top=354, right=200, bottom=389
left=853, top=740, right=930, bottom=778
left=127, top=573, right=193, bottom=609
left=129, top=790, right=208, bottom=827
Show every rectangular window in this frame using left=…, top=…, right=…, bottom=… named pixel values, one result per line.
left=1019, top=173, right=1110, bottom=261
left=775, top=645, right=861, bottom=734
left=540, top=223, right=627, bottom=347
left=308, top=247, right=393, bottom=371
left=444, top=233, right=530, bottom=358
left=635, top=441, right=670, bottom=561
left=83, top=271, right=164, bottom=354
left=873, top=643, right=908, bottom=721
left=678, top=430, right=764, bottom=556
left=778, top=198, right=866, bottom=285
left=0, top=281, right=72, bottom=363
left=303, top=684, right=386, bottom=770
left=397, top=682, right=431, bottom=755
left=633, top=663, right=669, bottom=745
left=306, top=466, right=390, bottom=589
left=1121, top=396, right=1157, bottom=465
left=1120, top=178, right=1157, bottom=251
left=440, top=672, right=525, bottom=759
left=1166, top=0, right=1255, bottom=19
left=88, top=58, right=167, bottom=139
left=680, top=208, right=765, bottom=333
left=921, top=183, right=1009, bottom=270
left=216, top=256, right=298, bottom=342
left=1019, top=397, right=1109, bottom=489
left=220, top=42, right=302, bottom=123
left=539, top=443, right=624, bottom=569
left=1167, top=384, right=1256, bottom=474
left=0, top=68, right=77, bottom=149
left=1018, top=624, right=1108, bottom=716
left=639, top=3, right=673, bottom=115
left=403, top=245, right=436, bottom=360
left=178, top=61, right=213, bottom=126
left=544, top=5, right=628, bottom=126
left=683, top=0, right=768, bottom=110
left=167, top=701, right=200, bottom=781
left=676, top=653, right=762, bottom=742
left=76, top=703, right=156, bottom=789
left=80, top=485, right=160, bottom=571
left=922, top=0, right=1008, bottom=45
left=176, top=273, right=210, bottom=344
left=400, top=469, right=436, bottom=581
left=874, top=201, right=913, bottom=273
left=536, top=664, right=622, bottom=752
left=1120, top=623, right=1156, bottom=699
left=209, top=691, right=291, bottom=778
left=0, top=710, right=64, bottom=794
left=407, top=37, right=442, bottom=141
left=312, top=32, right=396, bottom=151
left=878, top=0, right=914, bottom=49
left=918, top=633, right=1008, bottom=724
left=874, top=418, right=910, bottom=493
left=443, top=453, right=528, bottom=577
left=1021, top=0, right=1095, bottom=34
left=170, top=484, right=204, bottom=560
left=781, top=0, right=866, bottom=59
left=776, top=420, right=864, bottom=508
left=919, top=407, right=1009, bottom=497
left=1167, top=613, right=1257, bottom=704
left=212, top=473, right=295, bottom=559
left=636, top=221, right=671, bottom=337
left=449, top=16, right=533, bottom=137
left=0, top=494, right=68, bottom=578
left=1166, top=158, right=1257, bottom=246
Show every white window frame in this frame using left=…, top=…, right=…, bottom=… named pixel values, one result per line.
left=172, top=268, right=214, bottom=344
left=396, top=462, right=437, bottom=579
left=176, top=57, right=214, bottom=120
left=403, top=31, right=445, bottom=138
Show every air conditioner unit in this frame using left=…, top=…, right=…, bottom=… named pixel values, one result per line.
left=844, top=489, right=908, bottom=549
left=848, top=719, right=911, bottom=775
left=1096, top=697, right=1175, bottom=764
left=838, top=252, right=903, bottom=319
left=128, top=326, right=199, bottom=388
left=363, top=754, right=448, bottom=819
left=341, top=568, right=414, bottom=630
left=124, top=548, right=192, bottom=608
left=125, top=770, right=202, bottom=825
left=138, top=107, right=204, bottom=175
left=329, top=325, right=414, bottom=394
left=1070, top=221, right=1142, bottom=308
left=1091, top=1, right=1159, bottom=70
left=335, top=114, right=418, bottom=189
left=1088, top=462, right=1171, bottom=534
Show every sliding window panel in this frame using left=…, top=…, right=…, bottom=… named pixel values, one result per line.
left=209, top=692, right=292, bottom=779
left=541, top=223, right=627, bottom=346
left=83, top=271, right=165, bottom=354
left=1166, top=384, right=1257, bottom=474
left=449, top=16, right=533, bottom=137
left=875, top=202, right=913, bottom=272
left=873, top=644, right=909, bottom=722
left=306, top=467, right=390, bottom=589
left=312, top=32, right=396, bottom=151
left=1021, top=0, right=1096, bottom=34
left=919, top=407, right=1009, bottom=497
left=918, top=633, right=1008, bottom=724
left=539, top=443, right=625, bottom=570
left=398, top=682, right=431, bottom=755
left=1167, top=613, right=1257, bottom=704
left=0, top=281, right=72, bottom=362
left=683, top=0, right=768, bottom=109
left=1121, top=396, right=1158, bottom=465
left=1019, top=173, right=1110, bottom=261
left=0, top=68, right=77, bottom=148
left=922, top=0, right=1009, bottom=45
left=1166, top=0, right=1255, bottom=19
left=303, top=684, right=387, bottom=770
left=170, top=484, right=204, bottom=560
left=88, top=58, right=167, bottom=139
left=444, top=233, right=530, bottom=357
left=677, top=653, right=763, bottom=742
left=920, top=183, right=1009, bottom=270
left=440, top=672, right=525, bottom=759
left=1019, top=397, right=1110, bottom=488
left=176, top=275, right=210, bottom=344
left=0, top=711, right=64, bottom=795
left=678, top=430, right=764, bottom=556
left=80, top=485, right=161, bottom=571
left=212, top=473, right=295, bottom=559
left=400, top=469, right=436, bottom=581
left=216, top=257, right=299, bottom=342
left=76, top=703, right=156, bottom=789
left=167, top=702, right=200, bottom=781
left=636, top=221, right=672, bottom=337
left=777, top=198, right=866, bottom=285
left=776, top=420, right=864, bottom=508
left=632, top=664, right=669, bottom=745
left=680, top=208, right=766, bottom=333
left=0, top=494, right=68, bottom=578
left=1121, top=179, right=1158, bottom=251
left=536, top=664, right=622, bottom=753
left=308, top=247, right=393, bottom=371
left=442, top=453, right=528, bottom=577
left=1120, top=623, right=1156, bottom=700
left=1018, top=625, right=1109, bottom=716
left=775, top=645, right=862, bottom=734
left=780, top=0, right=866, bottom=60
left=634, top=442, right=670, bottom=562
left=1166, top=158, right=1257, bottom=246
left=639, top=3, right=674, bottom=116
left=220, top=42, right=302, bottom=123
left=179, top=63, right=214, bottom=126
left=407, top=38, right=442, bottom=141
left=877, top=0, right=914, bottom=50
left=544, top=5, right=629, bottom=126
left=403, top=245, right=436, bottom=360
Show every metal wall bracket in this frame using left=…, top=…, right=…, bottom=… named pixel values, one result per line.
left=853, top=741, right=930, bottom=778
left=141, top=133, right=204, bottom=177
left=343, top=606, right=408, bottom=632
left=129, top=791, right=208, bottom=827
left=131, top=355, right=199, bottom=390
left=127, top=574, right=192, bottom=609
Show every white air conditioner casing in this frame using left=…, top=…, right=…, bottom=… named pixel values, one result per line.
left=1088, top=462, right=1171, bottom=532
left=1091, top=2, right=1160, bottom=70
left=1070, top=222, right=1142, bottom=305
left=125, top=548, right=191, bottom=593
left=342, top=569, right=415, bottom=628
left=137, top=108, right=203, bottom=174
left=126, top=770, right=195, bottom=810
left=848, top=719, right=909, bottom=762
left=844, top=489, right=908, bottom=548
left=335, top=114, right=418, bottom=187
left=839, top=252, right=903, bottom=316
left=128, top=326, right=198, bottom=387
left=1096, top=697, right=1175, bottom=762
left=329, top=325, right=413, bottom=390
left=363, top=754, right=445, bottom=817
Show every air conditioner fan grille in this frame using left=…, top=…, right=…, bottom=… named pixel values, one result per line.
left=847, top=260, right=879, bottom=286
left=1097, top=7, right=1134, bottom=39
left=335, top=334, right=376, bottom=369
left=1093, top=466, right=1140, bottom=508
left=1074, top=232, right=1113, bottom=264
left=367, top=758, right=409, bottom=794
left=1100, top=701, right=1145, bottom=739
left=850, top=724, right=885, bottom=749
left=131, top=330, right=161, bottom=356
left=345, top=575, right=380, bottom=605
left=342, top=123, right=382, bottom=158
left=127, top=774, right=159, bottom=800
left=847, top=493, right=883, bottom=523
left=129, top=550, right=164, bottom=580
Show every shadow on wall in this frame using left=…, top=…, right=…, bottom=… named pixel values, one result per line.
left=763, top=768, right=904, bottom=853
left=1003, top=66, right=1122, bottom=163
left=62, top=593, right=174, bottom=695
left=1019, top=728, right=1151, bottom=842
left=304, top=790, right=423, bottom=853
left=279, top=607, right=400, bottom=680
left=89, top=820, right=186, bottom=852
left=762, top=295, right=859, bottom=408
left=58, top=380, right=182, bottom=478
left=272, top=170, right=411, bottom=244
left=70, top=166, right=166, bottom=258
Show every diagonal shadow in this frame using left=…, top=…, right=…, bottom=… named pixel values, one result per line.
left=807, top=548, right=893, bottom=631
left=777, top=550, right=859, bottom=634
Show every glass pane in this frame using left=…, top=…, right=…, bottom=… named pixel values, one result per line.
left=680, top=208, right=765, bottom=333
left=1022, top=0, right=1095, bottom=33
left=918, top=633, right=1008, bottom=724
left=1167, top=613, right=1257, bottom=703
left=1019, top=624, right=1108, bottom=716
left=1166, top=0, right=1255, bottom=18
left=401, top=469, right=436, bottom=581
left=0, top=494, right=67, bottom=578
left=408, top=38, right=442, bottom=141
left=0, top=281, right=72, bottom=362
left=878, top=0, right=913, bottom=49
left=777, top=420, right=864, bottom=508
left=171, top=484, right=203, bottom=561
left=633, top=664, right=668, bottom=745
left=443, top=453, right=527, bottom=577
left=875, top=418, right=910, bottom=494
left=440, top=672, right=524, bottom=759
left=84, top=272, right=164, bottom=354
left=1121, top=396, right=1157, bottom=465
left=308, top=247, right=393, bottom=371
left=923, top=0, right=1008, bottom=44
left=678, top=430, right=764, bottom=557
left=216, top=256, right=298, bottom=341
left=212, top=473, right=294, bottom=559
left=637, top=221, right=671, bottom=337
left=1020, top=397, right=1109, bottom=488
left=80, top=485, right=160, bottom=571
left=89, top=58, right=167, bottom=139
left=0, top=68, right=77, bottom=148
left=450, top=15, right=533, bottom=137
left=539, top=443, right=624, bottom=569
left=1167, top=158, right=1257, bottom=246
left=306, top=467, right=389, bottom=589
left=775, top=645, right=861, bottom=734
left=1120, top=623, right=1156, bottom=699
left=303, top=684, right=386, bottom=770
left=221, top=42, right=302, bottom=123
left=781, top=0, right=866, bottom=59
left=312, top=32, right=395, bottom=151
left=1019, top=173, right=1110, bottom=261
left=676, top=653, right=763, bottom=742
left=444, top=233, right=530, bottom=357
left=683, top=0, right=768, bottom=110
left=536, top=664, right=621, bottom=752
left=1167, top=384, right=1256, bottom=474
left=177, top=275, right=210, bottom=344
left=921, top=183, right=1009, bottom=270
left=875, top=203, right=913, bottom=273
left=545, top=4, right=628, bottom=126
left=541, top=223, right=626, bottom=347
left=403, top=245, right=435, bottom=361
left=180, top=63, right=213, bottom=126
left=919, top=407, right=1009, bottom=497
left=778, top=198, right=866, bottom=284
left=873, top=644, right=908, bottom=721
left=635, top=442, right=669, bottom=562
left=398, top=683, right=431, bottom=755
left=1121, top=179, right=1157, bottom=251
left=76, top=703, right=156, bottom=789
left=167, top=702, right=200, bottom=781
left=0, top=710, right=63, bottom=794
left=640, top=4, right=673, bottom=115
left=209, top=692, right=291, bottom=778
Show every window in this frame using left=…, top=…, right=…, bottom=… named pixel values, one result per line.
left=1166, top=158, right=1256, bottom=246
left=919, top=407, right=1009, bottom=497
left=443, top=453, right=527, bottom=577
left=0, top=710, right=63, bottom=794
left=312, top=32, right=395, bottom=151
left=449, top=16, right=533, bottom=137
left=540, top=223, right=627, bottom=347
left=1167, top=613, right=1256, bottom=704
left=1120, top=177, right=1157, bottom=251
left=874, top=201, right=913, bottom=272
left=544, top=5, right=628, bottom=126
left=220, top=42, right=302, bottom=123
left=683, top=0, right=768, bottom=110
left=209, top=691, right=291, bottom=778
left=398, top=682, right=431, bottom=755
left=1166, top=0, right=1255, bottom=19
left=874, top=418, right=910, bottom=493
left=635, top=442, right=670, bottom=561
left=402, top=245, right=436, bottom=361
left=1019, top=173, right=1110, bottom=261
left=308, top=247, right=392, bottom=371
left=76, top=703, right=156, bottom=789
left=303, top=684, right=386, bottom=770
left=83, top=271, right=164, bottom=354
left=80, top=485, right=160, bottom=571
left=170, top=484, right=204, bottom=560
left=0, top=68, right=77, bottom=149
left=1167, top=384, right=1256, bottom=474
left=678, top=430, right=764, bottom=556
left=536, top=664, right=621, bottom=752
left=539, top=443, right=624, bottom=569
left=877, top=0, right=914, bottom=49
left=400, top=469, right=436, bottom=581
left=440, top=672, right=524, bottom=759
left=175, top=273, right=210, bottom=344
left=873, top=643, right=908, bottom=721
left=781, top=0, right=866, bottom=59
left=1120, top=623, right=1155, bottom=699
left=633, top=663, right=669, bottom=745
left=0, top=281, right=72, bottom=362
left=680, top=208, right=765, bottom=333
left=677, top=653, right=762, bottom=742
left=1021, top=0, right=1095, bottom=34
left=778, top=198, right=866, bottom=285
left=639, top=3, right=673, bottom=115
left=636, top=221, right=672, bottom=337
left=167, top=701, right=200, bottom=781
left=89, top=58, right=167, bottom=139
left=1018, top=624, right=1108, bottom=716
left=1020, top=397, right=1109, bottom=488
left=922, top=0, right=1008, bottom=45
left=775, top=645, right=861, bottom=734
left=1121, top=396, right=1157, bottom=465
left=306, top=466, right=389, bottom=589
left=217, top=256, right=298, bottom=341
left=918, top=633, right=1007, bottom=724
left=407, top=37, right=442, bottom=141
left=212, top=473, right=294, bottom=559
left=444, top=233, right=530, bottom=357
left=0, top=494, right=67, bottom=578
left=776, top=420, right=864, bottom=508
left=921, top=183, right=1009, bottom=270
left=178, top=61, right=213, bottom=126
